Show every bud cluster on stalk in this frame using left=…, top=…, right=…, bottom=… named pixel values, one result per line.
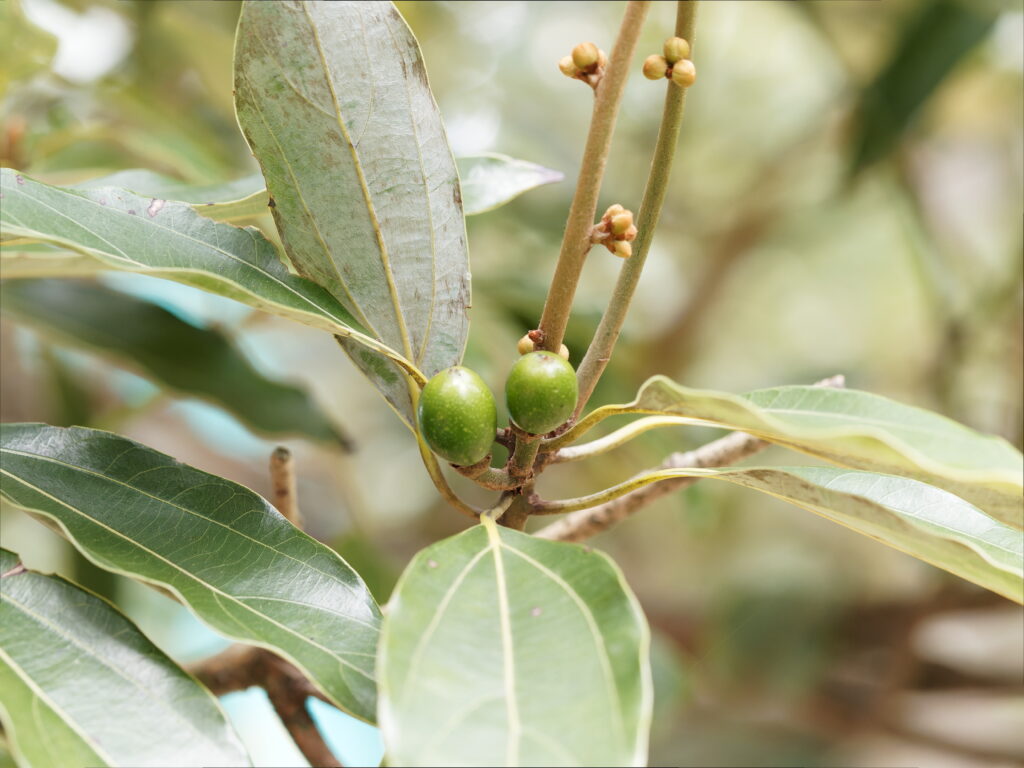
left=591, top=204, right=637, bottom=259
left=642, top=36, right=696, bottom=88
left=558, top=41, right=608, bottom=88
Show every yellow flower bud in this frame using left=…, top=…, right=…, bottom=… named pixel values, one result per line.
left=642, top=54, right=669, bottom=81
left=603, top=203, right=625, bottom=219
left=613, top=240, right=632, bottom=259
left=517, top=333, right=535, bottom=355
left=597, top=48, right=608, bottom=69
left=663, top=36, right=691, bottom=64
left=571, top=42, right=600, bottom=71
left=624, top=224, right=638, bottom=242
left=610, top=211, right=633, bottom=235
left=558, top=344, right=570, bottom=360
left=671, top=59, right=696, bottom=87
left=558, top=56, right=579, bottom=78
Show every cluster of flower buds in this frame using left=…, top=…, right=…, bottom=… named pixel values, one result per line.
left=591, top=204, right=638, bottom=259
left=558, top=42, right=608, bottom=87
left=642, top=37, right=696, bottom=88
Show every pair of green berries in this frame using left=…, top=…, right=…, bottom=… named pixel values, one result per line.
left=418, top=351, right=578, bottom=466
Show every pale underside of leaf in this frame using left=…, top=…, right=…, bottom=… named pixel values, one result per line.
left=0, top=548, right=250, bottom=768
left=456, top=154, right=563, bottom=215
left=596, top=378, right=1024, bottom=527
left=378, top=517, right=652, bottom=767
left=234, top=0, right=470, bottom=423
left=0, top=424, right=382, bottom=723
left=559, top=465, right=1023, bottom=602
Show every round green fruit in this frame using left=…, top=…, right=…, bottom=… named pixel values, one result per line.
left=418, top=366, right=497, bottom=466
left=505, top=351, right=578, bottom=435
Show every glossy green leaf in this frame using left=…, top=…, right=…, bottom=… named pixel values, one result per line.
left=848, top=0, right=995, bottom=175
left=0, top=279, right=350, bottom=447
left=581, top=378, right=1024, bottom=527
left=0, top=424, right=382, bottom=722
left=379, top=516, right=652, bottom=766
left=235, top=0, right=470, bottom=424
left=456, top=154, right=563, bottom=215
left=552, top=466, right=1023, bottom=603
left=0, top=548, right=250, bottom=768
left=0, top=169, right=419, bottom=382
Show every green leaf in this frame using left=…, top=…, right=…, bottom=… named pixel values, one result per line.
left=0, top=279, right=350, bottom=447
left=1, top=244, right=108, bottom=279
left=0, top=548, right=250, bottom=768
left=235, top=0, right=470, bottom=423
left=553, top=467, right=1023, bottom=603
left=0, top=169, right=420, bottom=384
left=848, top=0, right=995, bottom=175
left=75, top=169, right=268, bottom=223
left=378, top=516, right=652, bottom=767
left=457, top=154, right=563, bottom=215
left=584, top=378, right=1024, bottom=528
left=0, top=424, right=382, bottom=722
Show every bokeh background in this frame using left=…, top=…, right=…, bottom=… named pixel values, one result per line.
left=2, top=0, right=1022, bottom=766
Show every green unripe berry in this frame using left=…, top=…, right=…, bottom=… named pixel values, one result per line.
left=505, top=351, right=578, bottom=435
left=418, top=366, right=497, bottom=466
left=663, top=36, right=691, bottom=64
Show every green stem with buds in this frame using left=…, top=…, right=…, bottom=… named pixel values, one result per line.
left=536, top=0, right=651, bottom=354
left=574, top=0, right=699, bottom=411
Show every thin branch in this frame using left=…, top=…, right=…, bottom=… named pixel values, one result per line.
left=534, top=430, right=765, bottom=542
left=574, top=0, right=699, bottom=411
left=536, top=0, right=652, bottom=354
left=270, top=446, right=302, bottom=527
left=534, top=373, right=845, bottom=541
left=415, top=431, right=483, bottom=518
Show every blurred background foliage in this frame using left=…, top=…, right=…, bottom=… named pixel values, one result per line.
left=1, top=0, right=1022, bottom=766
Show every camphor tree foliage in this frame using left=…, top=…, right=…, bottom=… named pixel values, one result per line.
left=0, top=1, right=1022, bottom=766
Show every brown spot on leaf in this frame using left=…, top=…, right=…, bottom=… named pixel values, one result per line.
left=15, top=174, right=24, bottom=185
left=147, top=198, right=166, bottom=218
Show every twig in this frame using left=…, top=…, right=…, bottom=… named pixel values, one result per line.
left=534, top=430, right=765, bottom=542
left=545, top=415, right=698, bottom=464
left=270, top=447, right=302, bottom=527
left=574, top=0, right=699, bottom=411
left=535, top=373, right=844, bottom=541
left=536, top=0, right=651, bottom=354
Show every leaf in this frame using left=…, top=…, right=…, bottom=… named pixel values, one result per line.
left=0, top=548, right=250, bottom=768
left=234, top=0, right=470, bottom=424
left=582, top=378, right=1024, bottom=528
left=0, top=279, right=350, bottom=447
left=552, top=466, right=1023, bottom=603
left=378, top=516, right=652, bottom=767
left=1, top=244, right=108, bottom=279
left=0, top=424, right=382, bottom=722
left=456, top=154, right=563, bottom=215
left=848, top=0, right=995, bottom=175
left=0, top=169, right=420, bottom=385
left=75, top=169, right=269, bottom=223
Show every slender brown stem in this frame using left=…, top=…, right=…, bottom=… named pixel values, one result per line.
left=498, top=494, right=531, bottom=531
left=536, top=0, right=651, bottom=354
left=575, top=0, right=699, bottom=411
left=270, top=446, right=302, bottom=527
left=264, top=663, right=343, bottom=767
